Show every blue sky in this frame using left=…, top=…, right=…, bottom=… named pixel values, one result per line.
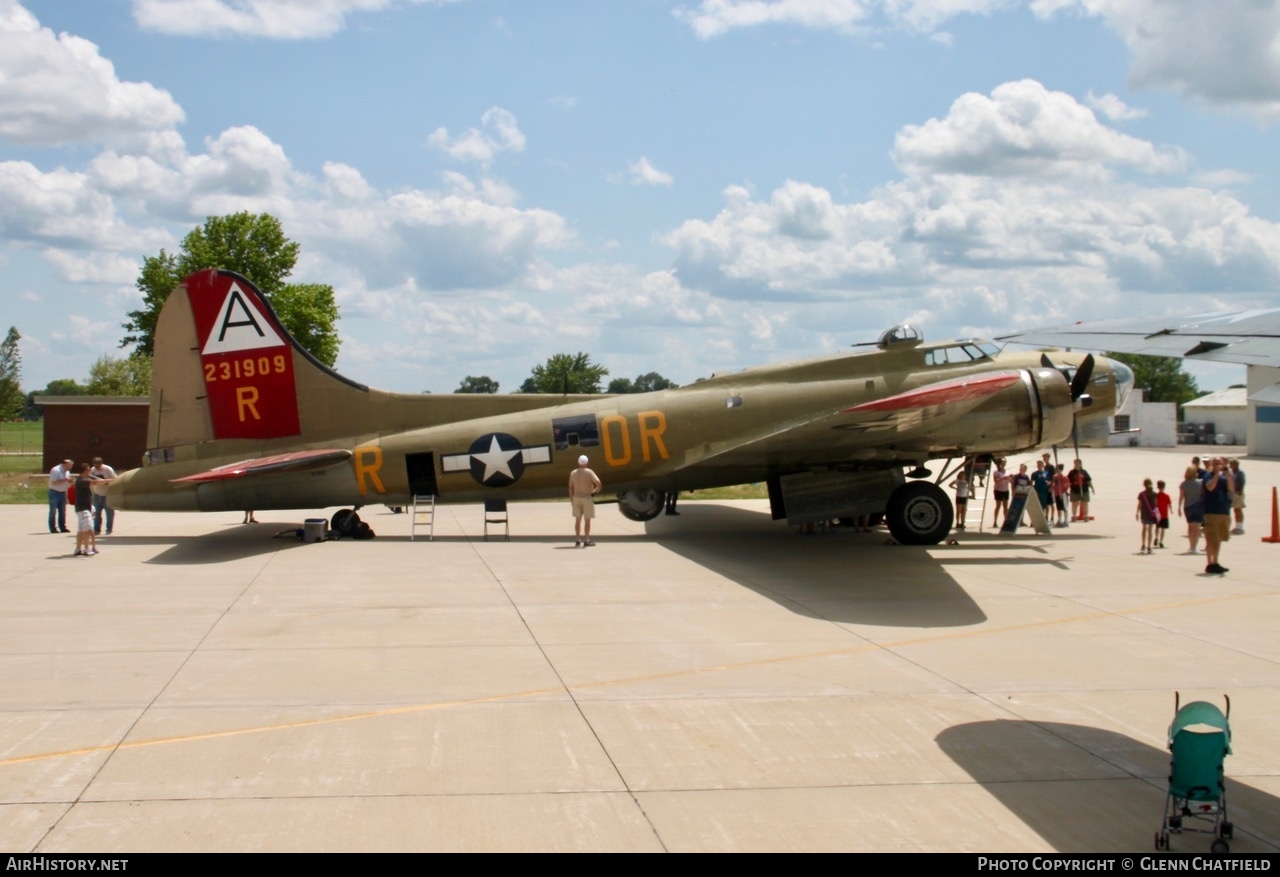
left=4, top=0, right=1278, bottom=396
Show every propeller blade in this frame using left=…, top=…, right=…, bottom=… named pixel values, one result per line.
left=1040, top=353, right=1054, bottom=369
left=1069, top=353, right=1095, bottom=402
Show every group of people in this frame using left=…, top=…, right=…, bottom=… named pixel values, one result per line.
left=951, top=454, right=1094, bottom=531
left=47, top=457, right=117, bottom=556
left=1163, top=456, right=1246, bottom=575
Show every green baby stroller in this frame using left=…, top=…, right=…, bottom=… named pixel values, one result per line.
left=1155, top=693, right=1232, bottom=853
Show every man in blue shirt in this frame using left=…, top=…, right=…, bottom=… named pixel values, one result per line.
left=1201, top=457, right=1232, bottom=575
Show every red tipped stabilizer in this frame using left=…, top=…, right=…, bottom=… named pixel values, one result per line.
left=169, top=449, right=352, bottom=484
left=1263, top=486, right=1280, bottom=544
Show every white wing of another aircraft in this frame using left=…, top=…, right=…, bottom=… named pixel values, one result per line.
left=998, top=308, right=1280, bottom=368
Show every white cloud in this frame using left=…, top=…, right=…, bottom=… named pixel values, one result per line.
left=131, top=0, right=461, bottom=40
left=674, top=0, right=1016, bottom=39
left=664, top=80, right=1280, bottom=323
left=42, top=249, right=140, bottom=285
left=426, top=107, right=526, bottom=166
left=1192, top=168, right=1251, bottom=188
left=4, top=110, right=567, bottom=310
left=676, top=0, right=874, bottom=39
left=678, top=1, right=1280, bottom=119
left=628, top=157, right=674, bottom=187
left=0, top=160, right=164, bottom=250
left=1085, top=90, right=1147, bottom=121
left=50, top=314, right=113, bottom=346
left=893, top=80, right=1186, bottom=179
left=1033, top=0, right=1280, bottom=119
left=0, top=1, right=184, bottom=147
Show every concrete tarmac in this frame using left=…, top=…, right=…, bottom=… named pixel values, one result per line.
left=3, top=447, right=1279, bottom=852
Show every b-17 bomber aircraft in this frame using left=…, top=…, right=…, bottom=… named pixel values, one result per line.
left=109, top=269, right=1134, bottom=545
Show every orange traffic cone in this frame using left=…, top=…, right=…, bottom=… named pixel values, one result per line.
left=1263, top=486, right=1280, bottom=544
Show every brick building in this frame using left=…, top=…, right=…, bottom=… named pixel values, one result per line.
left=36, top=396, right=149, bottom=473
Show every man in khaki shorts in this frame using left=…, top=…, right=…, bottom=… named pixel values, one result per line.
left=568, top=454, right=602, bottom=547
left=1201, top=456, right=1232, bottom=575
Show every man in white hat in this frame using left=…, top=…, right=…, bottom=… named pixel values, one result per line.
left=568, top=454, right=602, bottom=547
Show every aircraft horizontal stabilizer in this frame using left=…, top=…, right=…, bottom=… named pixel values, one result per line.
left=169, top=449, right=353, bottom=484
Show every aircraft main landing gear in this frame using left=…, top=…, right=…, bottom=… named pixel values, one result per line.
left=885, top=481, right=953, bottom=545
left=617, top=489, right=666, bottom=521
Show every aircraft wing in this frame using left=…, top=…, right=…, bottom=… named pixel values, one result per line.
left=999, top=308, right=1280, bottom=367
left=169, top=449, right=353, bottom=484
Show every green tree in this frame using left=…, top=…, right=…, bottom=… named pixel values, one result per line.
left=23, top=378, right=85, bottom=420
left=1104, top=352, right=1200, bottom=408
left=520, top=352, right=609, bottom=394
left=455, top=375, right=499, bottom=393
left=123, top=212, right=340, bottom=366
left=0, top=327, right=22, bottom=421
left=85, top=354, right=152, bottom=396
left=608, top=371, right=678, bottom=394
left=271, top=283, right=340, bottom=368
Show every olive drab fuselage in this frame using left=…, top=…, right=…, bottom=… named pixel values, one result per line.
left=110, top=269, right=1131, bottom=523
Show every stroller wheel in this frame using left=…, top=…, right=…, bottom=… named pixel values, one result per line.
left=1154, top=832, right=1168, bottom=850
left=1221, top=821, right=1233, bottom=839
left=1168, top=815, right=1182, bottom=832
left=1210, top=839, right=1230, bottom=855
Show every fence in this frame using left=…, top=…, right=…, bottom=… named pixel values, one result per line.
left=0, top=421, right=43, bottom=455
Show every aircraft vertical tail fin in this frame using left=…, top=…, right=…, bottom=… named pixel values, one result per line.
left=147, top=268, right=585, bottom=458
left=148, top=269, right=328, bottom=449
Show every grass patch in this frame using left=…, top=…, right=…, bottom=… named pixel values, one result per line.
left=682, top=483, right=768, bottom=501
left=0, top=421, right=43, bottom=455
left=0, top=453, right=47, bottom=504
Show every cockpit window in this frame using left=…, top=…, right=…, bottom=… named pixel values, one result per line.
left=923, top=344, right=995, bottom=366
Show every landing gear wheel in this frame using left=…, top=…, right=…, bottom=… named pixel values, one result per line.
left=331, top=509, right=361, bottom=535
left=1210, top=839, right=1229, bottom=855
left=617, top=489, right=666, bottom=522
left=885, top=481, right=953, bottom=545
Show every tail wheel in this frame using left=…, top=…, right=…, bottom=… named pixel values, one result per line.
left=885, top=481, right=953, bottom=545
left=331, top=509, right=361, bottom=534
left=617, top=489, right=666, bottom=522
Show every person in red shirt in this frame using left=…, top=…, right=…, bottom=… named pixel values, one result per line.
left=1154, top=480, right=1172, bottom=549
left=1051, top=463, right=1070, bottom=527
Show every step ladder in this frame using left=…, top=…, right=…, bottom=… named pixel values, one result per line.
left=411, top=494, right=435, bottom=541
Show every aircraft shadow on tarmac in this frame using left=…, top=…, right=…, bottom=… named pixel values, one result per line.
left=643, top=503, right=1004, bottom=628
left=639, top=503, right=1121, bottom=628
left=126, top=524, right=328, bottom=564
left=935, top=720, right=1280, bottom=853
left=133, top=503, right=1098, bottom=628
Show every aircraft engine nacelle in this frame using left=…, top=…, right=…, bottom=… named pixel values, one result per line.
left=960, top=368, right=1075, bottom=453
left=1025, top=367, right=1077, bottom=449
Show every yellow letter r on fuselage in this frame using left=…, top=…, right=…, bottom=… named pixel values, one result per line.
left=354, top=446, right=386, bottom=495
